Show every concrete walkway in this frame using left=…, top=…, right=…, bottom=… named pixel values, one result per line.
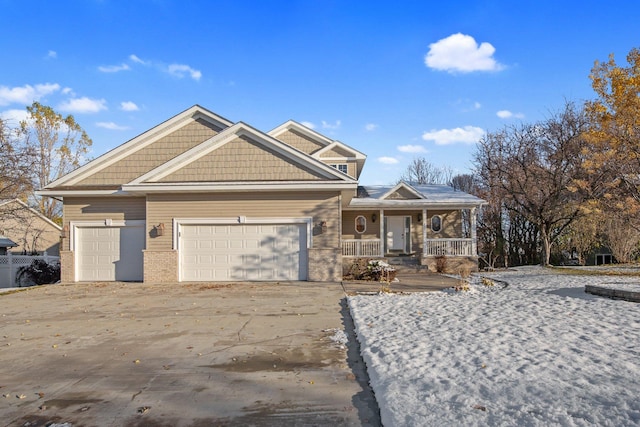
left=342, top=271, right=458, bottom=294
left=0, top=282, right=380, bottom=426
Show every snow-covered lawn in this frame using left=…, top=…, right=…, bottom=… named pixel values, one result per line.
left=348, top=266, right=640, bottom=426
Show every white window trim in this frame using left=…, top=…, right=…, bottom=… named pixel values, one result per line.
left=355, top=215, right=367, bottom=234
left=329, top=163, right=348, bottom=174
left=431, top=215, right=442, bottom=233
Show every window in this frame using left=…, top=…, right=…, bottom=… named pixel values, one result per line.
left=431, top=215, right=442, bottom=233
left=355, top=215, right=367, bottom=234
left=330, top=163, right=348, bottom=174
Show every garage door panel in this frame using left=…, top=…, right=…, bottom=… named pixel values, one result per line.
left=77, top=225, right=145, bottom=282
left=180, top=223, right=307, bottom=281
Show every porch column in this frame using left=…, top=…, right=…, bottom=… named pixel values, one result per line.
left=422, top=208, right=427, bottom=257
left=471, top=207, right=477, bottom=255
left=379, top=209, right=384, bottom=257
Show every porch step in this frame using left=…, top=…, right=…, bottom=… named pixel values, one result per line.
left=384, top=256, right=432, bottom=273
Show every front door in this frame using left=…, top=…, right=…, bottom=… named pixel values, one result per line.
left=385, top=216, right=411, bottom=253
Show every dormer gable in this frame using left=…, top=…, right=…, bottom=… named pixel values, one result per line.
left=380, top=182, right=425, bottom=200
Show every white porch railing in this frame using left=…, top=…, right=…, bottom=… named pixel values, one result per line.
left=342, top=239, right=382, bottom=257
left=425, top=239, right=475, bottom=256
left=341, top=238, right=476, bottom=257
left=0, top=253, right=60, bottom=288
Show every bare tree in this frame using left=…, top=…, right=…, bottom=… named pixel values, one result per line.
left=475, top=102, right=590, bottom=266
left=0, top=117, right=33, bottom=201
left=19, top=102, right=92, bottom=220
left=603, top=214, right=640, bottom=263
left=399, top=158, right=454, bottom=185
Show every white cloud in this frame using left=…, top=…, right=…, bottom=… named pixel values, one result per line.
left=422, top=126, right=485, bottom=145
left=497, top=110, right=525, bottom=119
left=61, top=87, right=74, bottom=95
left=46, top=50, right=57, bottom=59
left=378, top=156, right=399, bottom=165
left=120, top=101, right=139, bottom=112
left=0, top=83, right=61, bottom=106
left=96, top=121, right=129, bottom=130
left=300, top=121, right=315, bottom=129
left=0, top=109, right=29, bottom=124
left=167, top=64, right=202, bottom=81
left=473, top=101, right=482, bottom=109
left=98, top=63, right=130, bottom=73
left=365, top=123, right=379, bottom=131
left=58, top=97, right=107, bottom=113
left=321, top=120, right=341, bottom=130
left=398, top=144, right=428, bottom=153
left=129, top=54, right=148, bottom=65
left=425, top=33, right=504, bottom=73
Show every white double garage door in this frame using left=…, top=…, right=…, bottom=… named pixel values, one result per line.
left=75, top=219, right=309, bottom=282
left=179, top=221, right=309, bottom=281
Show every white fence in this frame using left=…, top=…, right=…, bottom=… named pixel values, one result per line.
left=0, top=253, right=60, bottom=288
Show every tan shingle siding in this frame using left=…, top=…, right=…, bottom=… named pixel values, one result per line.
left=276, top=129, right=325, bottom=154
left=78, top=119, right=221, bottom=186
left=320, top=146, right=352, bottom=158
left=146, top=192, right=341, bottom=252
left=159, top=136, right=329, bottom=182
left=387, top=187, right=420, bottom=200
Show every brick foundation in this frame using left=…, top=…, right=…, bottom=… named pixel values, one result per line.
left=60, top=251, right=74, bottom=282
left=307, top=248, right=342, bottom=282
left=144, top=250, right=178, bottom=283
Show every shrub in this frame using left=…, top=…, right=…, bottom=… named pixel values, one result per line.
left=16, top=259, right=60, bottom=287
left=435, top=255, right=448, bottom=273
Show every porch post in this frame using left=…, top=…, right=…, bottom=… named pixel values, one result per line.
left=379, top=209, right=384, bottom=257
left=471, top=207, right=477, bottom=255
left=422, top=208, right=427, bottom=257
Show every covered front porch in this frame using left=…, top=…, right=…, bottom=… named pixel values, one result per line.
left=341, top=182, right=486, bottom=272
left=341, top=207, right=479, bottom=270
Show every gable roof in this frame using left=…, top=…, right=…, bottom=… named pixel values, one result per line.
left=121, top=122, right=357, bottom=193
left=269, top=121, right=366, bottom=178
left=38, top=106, right=358, bottom=197
left=349, top=182, right=486, bottom=209
left=43, top=105, right=233, bottom=189
left=268, top=120, right=336, bottom=150
left=0, top=199, right=61, bottom=231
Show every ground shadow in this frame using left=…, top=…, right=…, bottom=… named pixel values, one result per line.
left=340, top=297, right=382, bottom=427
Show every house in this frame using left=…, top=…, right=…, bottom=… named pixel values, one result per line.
left=37, top=105, right=485, bottom=283
left=0, top=199, right=61, bottom=256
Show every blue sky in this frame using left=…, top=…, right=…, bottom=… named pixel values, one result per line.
left=1, top=1, right=638, bottom=184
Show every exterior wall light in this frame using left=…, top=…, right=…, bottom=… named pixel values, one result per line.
left=155, top=223, right=165, bottom=237
left=60, top=224, right=69, bottom=239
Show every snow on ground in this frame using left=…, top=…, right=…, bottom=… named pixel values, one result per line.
left=348, top=266, right=640, bottom=427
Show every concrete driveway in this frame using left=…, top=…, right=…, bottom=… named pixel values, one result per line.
left=0, top=282, right=380, bottom=426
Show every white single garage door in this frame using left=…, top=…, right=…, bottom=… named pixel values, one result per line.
left=76, top=225, right=145, bottom=281
left=180, top=223, right=308, bottom=281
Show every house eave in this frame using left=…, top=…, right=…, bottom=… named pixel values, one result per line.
left=346, top=200, right=485, bottom=210
left=121, top=181, right=359, bottom=193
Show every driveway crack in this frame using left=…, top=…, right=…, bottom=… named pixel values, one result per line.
left=237, top=317, right=252, bottom=342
